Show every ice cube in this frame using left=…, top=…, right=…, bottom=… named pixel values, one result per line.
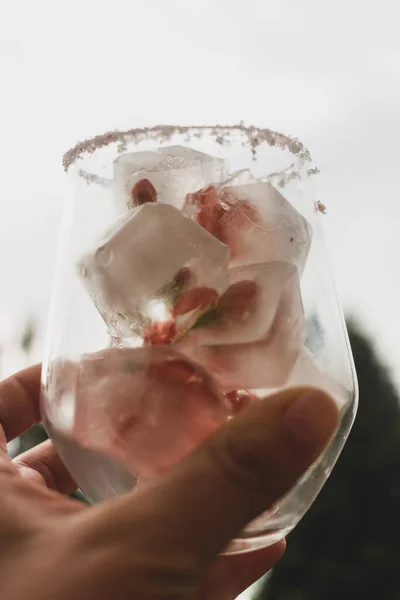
left=78, top=203, right=230, bottom=340
left=69, top=347, right=232, bottom=479
left=179, top=262, right=298, bottom=347
left=177, top=263, right=306, bottom=391
left=219, top=169, right=258, bottom=187
left=184, top=181, right=312, bottom=274
left=162, top=146, right=226, bottom=183
left=114, top=146, right=226, bottom=212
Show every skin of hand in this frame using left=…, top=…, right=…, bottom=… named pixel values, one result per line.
left=0, top=364, right=339, bottom=600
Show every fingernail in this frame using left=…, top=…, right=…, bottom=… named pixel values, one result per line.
left=283, top=391, right=339, bottom=448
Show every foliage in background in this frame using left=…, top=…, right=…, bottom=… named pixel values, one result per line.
left=20, top=317, right=37, bottom=355
left=259, top=324, right=400, bottom=600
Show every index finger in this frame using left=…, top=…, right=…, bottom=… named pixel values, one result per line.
left=0, top=364, right=42, bottom=442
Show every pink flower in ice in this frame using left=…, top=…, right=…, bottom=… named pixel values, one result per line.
left=186, top=185, right=262, bottom=261
left=131, top=178, right=158, bottom=206
left=173, top=260, right=306, bottom=392
left=172, top=286, right=219, bottom=318
left=216, top=280, right=259, bottom=325
left=143, top=320, right=177, bottom=346
left=225, top=389, right=259, bottom=414
left=72, top=346, right=232, bottom=479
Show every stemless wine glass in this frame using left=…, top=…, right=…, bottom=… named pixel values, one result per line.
left=41, top=125, right=358, bottom=554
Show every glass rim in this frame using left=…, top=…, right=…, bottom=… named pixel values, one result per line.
left=63, top=123, right=319, bottom=185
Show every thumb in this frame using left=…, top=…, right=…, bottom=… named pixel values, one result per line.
left=84, top=387, right=339, bottom=580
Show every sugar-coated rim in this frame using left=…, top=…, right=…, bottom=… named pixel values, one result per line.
left=63, top=123, right=319, bottom=184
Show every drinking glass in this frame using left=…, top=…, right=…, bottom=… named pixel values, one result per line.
left=41, top=125, right=358, bottom=554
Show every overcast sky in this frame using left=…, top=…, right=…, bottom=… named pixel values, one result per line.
left=0, top=0, right=399, bottom=390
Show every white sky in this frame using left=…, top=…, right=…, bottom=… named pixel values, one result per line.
left=0, top=0, right=399, bottom=392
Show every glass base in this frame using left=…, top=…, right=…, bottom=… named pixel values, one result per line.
left=224, top=527, right=292, bottom=555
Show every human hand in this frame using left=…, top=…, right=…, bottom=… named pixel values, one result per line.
left=0, top=363, right=338, bottom=599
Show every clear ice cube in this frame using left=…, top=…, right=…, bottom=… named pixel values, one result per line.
left=219, top=169, right=258, bottom=187
left=163, top=146, right=226, bottom=183
left=184, top=181, right=312, bottom=274
left=180, top=262, right=298, bottom=347
left=78, top=203, right=230, bottom=340
left=177, top=263, right=306, bottom=391
left=114, top=146, right=226, bottom=212
left=70, top=347, right=232, bottom=479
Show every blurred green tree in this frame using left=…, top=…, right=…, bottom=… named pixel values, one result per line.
left=259, top=324, right=400, bottom=600
left=12, top=316, right=47, bottom=455
left=20, top=317, right=37, bottom=354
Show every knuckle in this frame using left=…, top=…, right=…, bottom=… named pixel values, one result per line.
left=16, top=458, right=57, bottom=490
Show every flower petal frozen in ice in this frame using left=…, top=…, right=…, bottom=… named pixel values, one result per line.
left=185, top=181, right=312, bottom=273
left=225, top=389, right=259, bottom=414
left=68, top=346, right=232, bottom=479
left=143, top=320, right=177, bottom=346
left=172, top=287, right=219, bottom=318
left=176, top=262, right=306, bottom=391
left=131, top=178, right=158, bottom=205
